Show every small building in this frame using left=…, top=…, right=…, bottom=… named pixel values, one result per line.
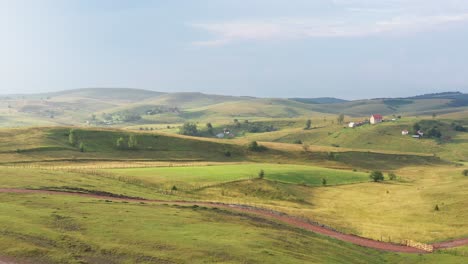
left=348, top=122, right=355, bottom=128
left=402, top=130, right=409, bottom=135
left=412, top=135, right=421, bottom=139
left=216, top=133, right=225, bottom=138
left=417, top=130, right=424, bottom=137
left=370, top=114, right=383, bottom=125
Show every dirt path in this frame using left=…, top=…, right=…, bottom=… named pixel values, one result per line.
left=1, top=188, right=467, bottom=254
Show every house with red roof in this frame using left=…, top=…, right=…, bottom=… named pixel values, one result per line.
left=370, top=114, right=383, bottom=124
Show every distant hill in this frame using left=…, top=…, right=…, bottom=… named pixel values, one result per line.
left=1, top=88, right=467, bottom=127
left=289, top=97, right=348, bottom=104
left=7, top=88, right=166, bottom=102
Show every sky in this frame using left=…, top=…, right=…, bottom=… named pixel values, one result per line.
left=0, top=0, right=468, bottom=99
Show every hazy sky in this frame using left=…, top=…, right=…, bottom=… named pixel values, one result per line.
left=1, top=0, right=468, bottom=99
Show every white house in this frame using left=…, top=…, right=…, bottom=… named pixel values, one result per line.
left=216, top=133, right=225, bottom=138
left=401, top=130, right=409, bottom=135
left=370, top=114, right=383, bottom=124
left=348, top=122, right=355, bottom=128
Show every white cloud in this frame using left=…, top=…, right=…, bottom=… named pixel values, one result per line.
left=190, top=1, right=468, bottom=46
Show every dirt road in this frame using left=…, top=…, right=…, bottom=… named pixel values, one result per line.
left=0, top=188, right=467, bottom=254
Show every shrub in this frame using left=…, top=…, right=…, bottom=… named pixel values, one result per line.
left=258, top=170, right=265, bottom=179
left=369, top=171, right=384, bottom=182
left=463, top=169, right=468, bottom=176
left=322, top=178, right=327, bottom=186
left=224, top=150, right=231, bottom=157
left=171, top=185, right=178, bottom=191
left=388, top=173, right=397, bottom=181
left=434, top=204, right=439, bottom=211
left=293, top=139, right=303, bottom=144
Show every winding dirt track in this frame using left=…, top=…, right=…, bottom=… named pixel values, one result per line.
left=1, top=188, right=467, bottom=254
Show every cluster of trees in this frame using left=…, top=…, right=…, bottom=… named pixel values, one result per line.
left=413, top=121, right=442, bottom=138
left=369, top=171, right=398, bottom=182
left=68, top=129, right=85, bottom=152
left=451, top=122, right=467, bottom=132
left=101, top=111, right=142, bottom=122
left=179, top=122, right=199, bottom=136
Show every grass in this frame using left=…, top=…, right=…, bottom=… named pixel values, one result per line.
left=0, top=193, right=466, bottom=264
left=106, top=164, right=369, bottom=189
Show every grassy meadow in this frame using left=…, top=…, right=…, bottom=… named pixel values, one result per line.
left=0, top=89, right=467, bottom=263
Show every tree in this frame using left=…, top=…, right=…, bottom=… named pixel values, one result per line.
left=247, top=141, right=266, bottom=152
left=116, top=137, right=126, bottom=150
left=68, top=129, right=77, bottom=146
left=463, top=169, right=468, bottom=176
left=305, top=119, right=312, bottom=130
left=234, top=119, right=241, bottom=128
left=171, top=185, right=178, bottom=191
left=79, top=142, right=85, bottom=152
left=427, top=127, right=442, bottom=138
left=322, top=178, right=327, bottom=186
left=388, top=173, right=397, bottom=181
left=434, top=204, right=440, bottom=211
left=128, top=135, right=138, bottom=149
left=179, top=122, right=198, bottom=136
left=258, top=170, right=265, bottom=179
left=413, top=123, right=421, bottom=134
left=206, top=123, right=214, bottom=135
left=337, top=114, right=345, bottom=125
left=432, top=113, right=437, bottom=119
left=369, top=171, right=384, bottom=182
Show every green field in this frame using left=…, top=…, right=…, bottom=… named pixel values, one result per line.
left=106, top=164, right=369, bottom=188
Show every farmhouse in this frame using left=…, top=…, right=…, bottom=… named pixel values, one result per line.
left=348, top=122, right=355, bottom=128
left=370, top=114, right=383, bottom=124
left=402, top=130, right=409, bottom=135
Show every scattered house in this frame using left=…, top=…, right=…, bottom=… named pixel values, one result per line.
left=417, top=130, right=424, bottom=137
left=370, top=114, right=383, bottom=125
left=402, top=130, right=409, bottom=135
left=348, top=122, right=355, bottom=128
left=412, top=135, right=421, bottom=139
left=391, top=118, right=396, bottom=121
left=216, top=133, right=225, bottom=138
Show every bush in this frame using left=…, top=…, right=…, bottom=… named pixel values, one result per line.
left=463, top=169, right=468, bottom=176
left=434, top=204, right=439, bottom=211
left=224, top=150, right=231, bottom=157
left=369, top=171, right=384, bottom=182
left=293, top=139, right=303, bottom=144
left=258, top=170, right=265, bottom=179
left=388, top=173, right=397, bottom=181
left=247, top=141, right=267, bottom=152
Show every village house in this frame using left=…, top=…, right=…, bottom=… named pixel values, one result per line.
left=370, top=114, right=383, bottom=124
left=401, top=130, right=409, bottom=135
left=348, top=122, right=355, bottom=128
